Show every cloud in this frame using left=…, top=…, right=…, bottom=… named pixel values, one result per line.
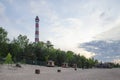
left=0, top=2, right=5, bottom=14
left=0, top=2, right=14, bottom=36
left=1, top=0, right=120, bottom=59
left=28, top=0, right=120, bottom=58
left=0, top=1, right=33, bottom=41
left=100, top=12, right=105, bottom=17
left=80, top=40, right=120, bottom=62
left=46, top=18, right=97, bottom=58
left=29, top=0, right=59, bottom=23
left=49, top=18, right=83, bottom=48
left=95, top=18, right=120, bottom=40
left=74, top=48, right=96, bottom=58
left=6, top=0, right=14, bottom=4
left=113, top=59, right=120, bottom=64
left=0, top=2, right=9, bottom=25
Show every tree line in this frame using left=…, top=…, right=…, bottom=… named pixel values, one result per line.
left=2, top=27, right=119, bottom=68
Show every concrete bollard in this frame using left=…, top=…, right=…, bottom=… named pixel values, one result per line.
left=35, top=69, right=40, bottom=74
left=74, top=68, right=77, bottom=71
left=57, top=69, right=61, bottom=72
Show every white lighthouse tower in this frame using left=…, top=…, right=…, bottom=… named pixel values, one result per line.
left=35, top=16, right=39, bottom=43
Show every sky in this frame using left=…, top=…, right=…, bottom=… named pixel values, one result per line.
left=0, top=0, right=120, bottom=60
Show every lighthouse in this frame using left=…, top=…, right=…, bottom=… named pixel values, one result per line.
left=35, top=16, right=39, bottom=43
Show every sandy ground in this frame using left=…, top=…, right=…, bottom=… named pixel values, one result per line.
left=0, top=64, right=120, bottom=80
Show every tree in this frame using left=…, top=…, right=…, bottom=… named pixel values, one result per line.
left=0, top=27, right=9, bottom=43
left=46, top=41, right=53, bottom=49
left=0, top=27, right=100, bottom=68
left=11, top=34, right=29, bottom=62
left=5, top=53, right=13, bottom=67
left=56, top=49, right=67, bottom=66
left=0, top=27, right=9, bottom=57
left=66, top=51, right=74, bottom=66
left=47, top=48, right=57, bottom=61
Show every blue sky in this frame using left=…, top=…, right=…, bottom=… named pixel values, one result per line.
left=0, top=0, right=120, bottom=59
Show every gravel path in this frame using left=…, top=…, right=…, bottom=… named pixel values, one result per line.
left=0, top=64, right=120, bottom=80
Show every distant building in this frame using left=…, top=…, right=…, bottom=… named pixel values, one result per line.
left=95, top=62, right=112, bottom=68
left=73, top=64, right=77, bottom=68
left=62, top=63, right=68, bottom=68
left=47, top=60, right=55, bottom=67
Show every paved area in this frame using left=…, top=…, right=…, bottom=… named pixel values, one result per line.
left=0, top=64, right=120, bottom=80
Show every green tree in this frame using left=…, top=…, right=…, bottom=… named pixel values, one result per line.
left=66, top=51, right=74, bottom=62
left=11, top=34, right=29, bottom=62
left=0, top=27, right=9, bottom=57
left=0, top=27, right=9, bottom=43
left=46, top=41, right=53, bottom=49
left=0, top=27, right=100, bottom=67
left=5, top=53, right=13, bottom=65
left=45, top=55, right=49, bottom=62
left=56, top=49, right=67, bottom=66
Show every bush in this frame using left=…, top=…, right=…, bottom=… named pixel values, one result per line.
left=4, top=53, right=13, bottom=64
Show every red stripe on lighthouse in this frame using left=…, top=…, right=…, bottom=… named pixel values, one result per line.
left=35, top=31, right=39, bottom=35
